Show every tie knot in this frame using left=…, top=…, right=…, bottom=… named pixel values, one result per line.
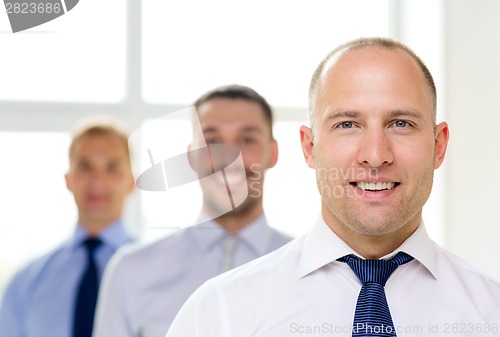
left=82, top=238, right=102, bottom=254
left=337, top=251, right=413, bottom=286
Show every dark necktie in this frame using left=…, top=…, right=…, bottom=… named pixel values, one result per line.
left=337, top=252, right=414, bottom=337
left=73, top=238, right=102, bottom=337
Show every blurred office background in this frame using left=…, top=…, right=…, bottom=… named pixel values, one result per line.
left=1, top=0, right=499, bottom=299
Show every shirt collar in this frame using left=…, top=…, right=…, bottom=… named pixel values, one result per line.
left=70, top=219, right=132, bottom=250
left=188, top=213, right=272, bottom=256
left=298, top=217, right=438, bottom=279
left=299, top=216, right=353, bottom=278
left=391, top=221, right=438, bottom=279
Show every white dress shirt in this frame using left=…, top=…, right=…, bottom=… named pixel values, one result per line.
left=166, top=217, right=500, bottom=337
left=93, top=214, right=291, bottom=337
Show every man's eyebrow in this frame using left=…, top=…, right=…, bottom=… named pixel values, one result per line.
left=387, top=110, right=424, bottom=119
left=239, top=126, right=263, bottom=134
left=202, top=126, right=264, bottom=134
left=326, top=110, right=424, bottom=120
left=75, top=156, right=125, bottom=163
left=202, top=127, right=218, bottom=134
left=108, top=158, right=127, bottom=164
left=326, top=111, right=360, bottom=120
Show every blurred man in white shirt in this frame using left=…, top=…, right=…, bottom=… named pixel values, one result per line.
left=93, top=85, right=292, bottom=337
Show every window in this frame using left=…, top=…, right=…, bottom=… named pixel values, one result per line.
left=0, top=0, right=126, bottom=102
left=0, top=132, right=74, bottom=297
left=142, top=0, right=390, bottom=107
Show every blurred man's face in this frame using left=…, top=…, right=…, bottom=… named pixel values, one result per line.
left=191, top=98, right=278, bottom=218
left=65, top=134, right=134, bottom=230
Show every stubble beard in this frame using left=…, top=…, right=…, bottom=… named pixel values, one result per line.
left=202, top=169, right=263, bottom=220
left=317, top=163, right=435, bottom=238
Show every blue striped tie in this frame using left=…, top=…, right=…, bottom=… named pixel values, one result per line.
left=337, top=252, right=413, bottom=337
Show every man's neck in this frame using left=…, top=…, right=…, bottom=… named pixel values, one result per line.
left=342, top=229, right=417, bottom=259
left=79, top=216, right=119, bottom=237
left=323, top=210, right=421, bottom=259
left=206, top=206, right=264, bottom=234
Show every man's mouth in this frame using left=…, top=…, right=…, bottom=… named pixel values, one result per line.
left=212, top=169, right=248, bottom=186
left=87, top=195, right=108, bottom=203
left=351, top=181, right=400, bottom=191
left=224, top=170, right=248, bottom=185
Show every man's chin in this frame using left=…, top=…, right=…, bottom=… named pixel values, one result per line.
left=204, top=195, right=259, bottom=218
left=83, top=209, right=115, bottom=223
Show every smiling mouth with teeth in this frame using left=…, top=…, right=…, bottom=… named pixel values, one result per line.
left=351, top=181, right=400, bottom=191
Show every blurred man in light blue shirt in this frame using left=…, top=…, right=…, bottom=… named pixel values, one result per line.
left=0, top=117, right=136, bottom=337
left=93, top=85, right=292, bottom=337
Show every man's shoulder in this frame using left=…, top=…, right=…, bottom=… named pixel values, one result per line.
left=113, top=229, right=189, bottom=266
left=268, top=226, right=293, bottom=248
left=166, top=235, right=304, bottom=334
left=207, top=235, right=303, bottom=291
left=3, top=242, right=68, bottom=295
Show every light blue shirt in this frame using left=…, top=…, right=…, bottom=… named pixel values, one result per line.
left=0, top=220, right=132, bottom=337
left=93, top=215, right=292, bottom=337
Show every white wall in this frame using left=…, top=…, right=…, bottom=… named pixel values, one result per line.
left=445, top=0, right=500, bottom=280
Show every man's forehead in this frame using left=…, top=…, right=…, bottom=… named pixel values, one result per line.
left=323, top=47, right=393, bottom=75
left=310, top=53, right=435, bottom=132
left=198, top=99, right=264, bottom=118
left=319, top=47, right=423, bottom=88
left=317, top=48, right=431, bottom=103
left=71, top=135, right=128, bottom=158
left=74, top=133, right=123, bottom=147
left=197, top=104, right=269, bottom=131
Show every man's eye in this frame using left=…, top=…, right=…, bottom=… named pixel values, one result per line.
left=394, top=120, right=409, bottom=128
left=108, top=164, right=119, bottom=172
left=77, top=162, right=90, bottom=171
left=240, top=137, right=255, bottom=145
left=339, top=121, right=353, bottom=129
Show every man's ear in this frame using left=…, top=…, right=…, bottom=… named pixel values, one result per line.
left=187, top=143, right=205, bottom=173
left=187, top=143, right=195, bottom=170
left=434, top=122, right=450, bottom=169
left=300, top=125, right=316, bottom=168
left=268, top=139, right=279, bottom=169
left=65, top=172, right=72, bottom=192
left=128, top=172, right=136, bottom=194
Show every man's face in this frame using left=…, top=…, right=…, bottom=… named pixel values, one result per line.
left=191, top=98, right=278, bottom=218
left=301, top=47, right=448, bottom=238
left=65, top=134, right=134, bottom=228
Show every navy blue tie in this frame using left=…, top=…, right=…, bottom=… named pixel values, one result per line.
left=337, top=252, right=413, bottom=337
left=73, top=238, right=102, bottom=337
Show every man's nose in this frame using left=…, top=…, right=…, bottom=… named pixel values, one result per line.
left=88, top=169, right=109, bottom=189
left=208, top=143, right=241, bottom=172
left=356, top=128, right=394, bottom=168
